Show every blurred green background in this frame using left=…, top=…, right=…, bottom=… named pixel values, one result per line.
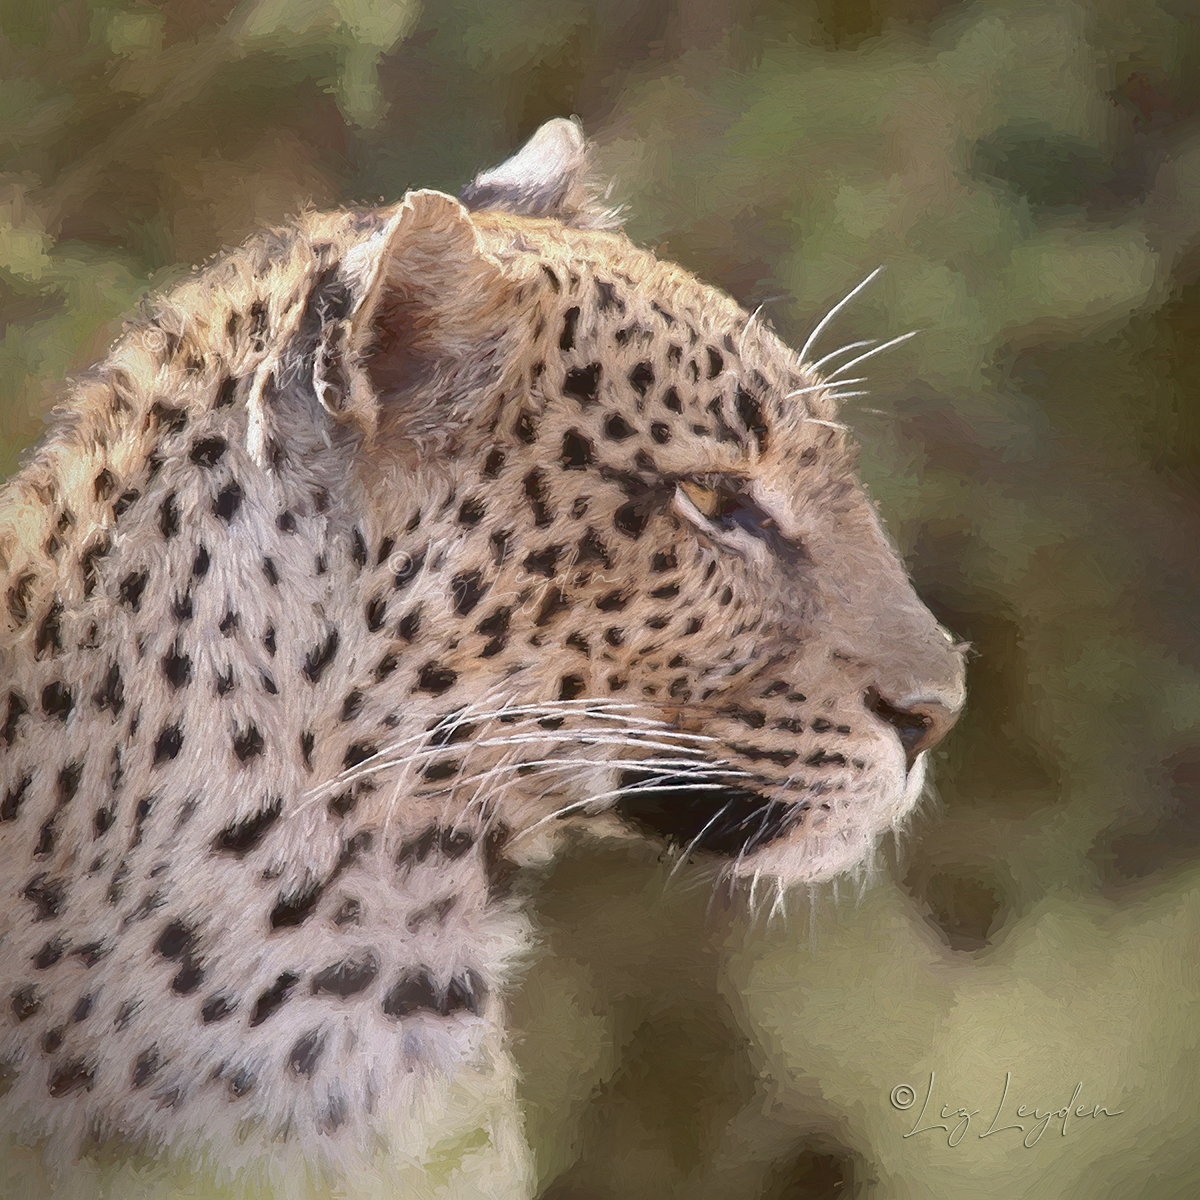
left=1, top=0, right=1198, bottom=1197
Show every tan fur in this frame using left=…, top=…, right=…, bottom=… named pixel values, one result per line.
left=0, top=121, right=964, bottom=1191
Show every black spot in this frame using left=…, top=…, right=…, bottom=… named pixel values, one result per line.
left=576, top=529, right=612, bottom=569
left=271, top=879, right=323, bottom=929
left=489, top=530, right=510, bottom=566
left=417, top=663, right=457, bottom=695
left=114, top=998, right=141, bottom=1030
left=153, top=723, right=183, bottom=765
left=629, top=362, right=654, bottom=396
left=162, top=645, right=191, bottom=689
left=215, top=375, right=237, bottom=408
left=451, top=570, right=489, bottom=616
left=596, top=590, right=628, bottom=612
left=516, top=410, right=537, bottom=444
left=558, top=675, right=586, bottom=701
left=214, top=482, right=243, bottom=521
left=219, top=610, right=238, bottom=636
left=233, top=724, right=264, bottom=762
left=158, top=494, right=180, bottom=540
left=7, top=572, right=33, bottom=624
left=212, top=797, right=282, bottom=856
left=74, top=941, right=109, bottom=967
left=42, top=1027, right=65, bottom=1054
left=483, top=449, right=506, bottom=477
left=288, top=1029, right=325, bottom=1077
left=215, top=668, right=234, bottom=696
left=249, top=972, right=299, bottom=1026
left=156, top=920, right=194, bottom=960
left=535, top=587, right=570, bottom=626
left=397, top=608, right=422, bottom=641
left=132, top=1048, right=160, bottom=1089
left=34, top=816, right=57, bottom=856
left=113, top=489, right=139, bottom=519
left=351, top=528, right=368, bottom=569
left=596, top=280, right=623, bottom=312
left=706, top=346, right=723, bottom=378
left=118, top=571, right=149, bottom=611
left=650, top=582, right=680, bottom=600
left=343, top=742, right=375, bottom=770
left=35, top=601, right=63, bottom=658
left=48, top=1059, right=94, bottom=1098
left=806, top=750, right=848, bottom=767
left=34, top=936, right=68, bottom=969
left=651, top=549, right=677, bottom=572
left=311, top=953, right=379, bottom=998
left=720, top=706, right=766, bottom=729
left=522, top=545, right=561, bottom=578
left=93, top=469, right=115, bottom=500
left=80, top=537, right=110, bottom=597
left=3, top=691, right=28, bottom=746
left=262, top=558, right=278, bottom=587
left=341, top=690, right=364, bottom=721
left=41, top=682, right=73, bottom=721
left=603, top=627, right=624, bottom=647
left=561, top=430, right=593, bottom=470
left=458, top=497, right=486, bottom=526
left=22, top=874, right=66, bottom=921
left=614, top=501, right=650, bottom=539
left=563, top=363, right=601, bottom=405
left=263, top=625, right=275, bottom=655
left=172, top=590, right=193, bottom=621
left=719, top=586, right=733, bottom=606
left=422, top=759, right=461, bottom=782
left=759, top=681, right=789, bottom=697
left=303, top=629, right=340, bottom=684
left=171, top=957, right=205, bottom=995
left=150, top=402, right=188, bottom=434
left=381, top=970, right=439, bottom=1018
left=201, top=994, right=237, bottom=1024
left=394, top=550, right=425, bottom=590
left=735, top=389, right=768, bottom=451
left=559, top=306, right=580, bottom=351
left=189, top=437, right=227, bottom=467
left=524, top=469, right=553, bottom=527
left=376, top=536, right=395, bottom=567
left=604, top=413, right=634, bottom=440
left=12, top=986, right=40, bottom=1021
left=54, top=762, right=83, bottom=807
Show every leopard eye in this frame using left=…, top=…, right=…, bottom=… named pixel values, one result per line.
left=676, top=478, right=778, bottom=538
left=678, top=479, right=721, bottom=518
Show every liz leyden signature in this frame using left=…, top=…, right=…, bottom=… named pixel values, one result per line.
left=891, top=1072, right=1125, bottom=1148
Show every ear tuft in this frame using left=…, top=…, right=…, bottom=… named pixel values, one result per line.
left=460, top=117, right=623, bottom=230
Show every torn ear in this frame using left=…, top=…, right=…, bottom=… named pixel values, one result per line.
left=316, top=189, right=519, bottom=454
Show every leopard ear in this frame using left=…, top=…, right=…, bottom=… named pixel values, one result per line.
left=309, top=189, right=521, bottom=454
left=460, top=117, right=622, bottom=230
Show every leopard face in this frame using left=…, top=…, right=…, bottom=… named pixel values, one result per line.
left=0, top=120, right=964, bottom=1176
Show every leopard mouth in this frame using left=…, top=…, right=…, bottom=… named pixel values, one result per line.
left=614, top=768, right=808, bottom=858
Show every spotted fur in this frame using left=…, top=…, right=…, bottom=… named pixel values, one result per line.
left=0, top=119, right=964, bottom=1185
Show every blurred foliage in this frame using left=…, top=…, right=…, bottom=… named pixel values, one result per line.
left=1, top=0, right=1199, bottom=1196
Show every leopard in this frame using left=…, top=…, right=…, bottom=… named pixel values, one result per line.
left=0, top=118, right=965, bottom=1196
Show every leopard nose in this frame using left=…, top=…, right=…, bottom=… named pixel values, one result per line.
left=864, top=686, right=960, bottom=767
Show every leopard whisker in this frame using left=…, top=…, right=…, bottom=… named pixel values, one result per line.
left=826, top=328, right=919, bottom=379
left=783, top=377, right=865, bottom=400
left=809, top=339, right=877, bottom=372
left=797, top=265, right=885, bottom=367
